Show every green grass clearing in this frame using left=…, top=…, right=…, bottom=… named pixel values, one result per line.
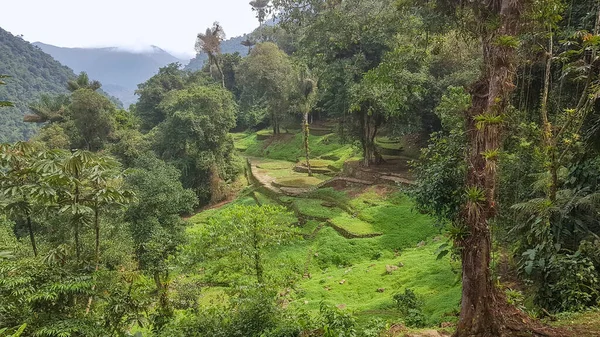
left=182, top=165, right=457, bottom=330
left=330, top=213, right=380, bottom=236
left=235, top=131, right=359, bottom=168
left=293, top=198, right=346, bottom=219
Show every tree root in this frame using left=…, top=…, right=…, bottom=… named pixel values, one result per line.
left=454, top=292, right=568, bottom=337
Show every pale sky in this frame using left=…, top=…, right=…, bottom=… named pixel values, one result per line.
left=2, top=0, right=259, bottom=59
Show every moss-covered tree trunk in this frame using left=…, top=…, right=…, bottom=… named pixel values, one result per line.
left=455, top=0, right=540, bottom=335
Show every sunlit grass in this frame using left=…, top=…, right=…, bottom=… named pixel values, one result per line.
left=273, top=176, right=323, bottom=188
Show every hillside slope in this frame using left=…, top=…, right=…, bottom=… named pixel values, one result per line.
left=34, top=42, right=183, bottom=106
left=0, top=27, right=75, bottom=142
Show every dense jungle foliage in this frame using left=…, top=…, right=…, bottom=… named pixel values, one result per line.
left=0, top=28, right=74, bottom=142
left=2, top=0, right=600, bottom=336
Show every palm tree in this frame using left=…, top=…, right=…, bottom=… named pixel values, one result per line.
left=241, top=37, right=256, bottom=54
left=67, top=72, right=101, bottom=92
left=250, top=0, right=271, bottom=26
left=24, top=94, right=69, bottom=123
left=196, top=22, right=226, bottom=88
left=297, top=68, right=317, bottom=176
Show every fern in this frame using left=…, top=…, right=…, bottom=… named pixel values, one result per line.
left=494, top=35, right=520, bottom=49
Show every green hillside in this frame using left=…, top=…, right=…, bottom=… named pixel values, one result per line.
left=0, top=27, right=74, bottom=142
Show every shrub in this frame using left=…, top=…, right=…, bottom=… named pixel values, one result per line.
left=539, top=252, right=599, bottom=312
left=393, top=288, right=426, bottom=328
left=318, top=303, right=357, bottom=337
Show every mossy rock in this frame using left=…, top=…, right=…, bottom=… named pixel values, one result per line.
left=272, top=176, right=323, bottom=188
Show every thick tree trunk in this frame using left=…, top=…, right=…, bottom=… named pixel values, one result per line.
left=215, top=60, right=225, bottom=89
left=303, top=111, right=312, bottom=176
left=26, top=213, right=37, bottom=257
left=540, top=28, right=558, bottom=202
left=271, top=108, right=280, bottom=135
left=361, top=111, right=381, bottom=167
left=455, top=0, right=528, bottom=335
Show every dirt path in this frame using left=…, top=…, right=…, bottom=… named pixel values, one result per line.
left=246, top=157, right=317, bottom=196
left=246, top=157, right=284, bottom=194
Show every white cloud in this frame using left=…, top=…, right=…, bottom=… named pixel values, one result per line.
left=2, top=0, right=259, bottom=57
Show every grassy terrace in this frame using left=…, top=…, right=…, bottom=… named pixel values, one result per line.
left=234, top=130, right=360, bottom=170
left=186, top=184, right=460, bottom=327
left=180, top=129, right=461, bottom=331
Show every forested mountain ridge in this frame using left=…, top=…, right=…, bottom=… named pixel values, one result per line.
left=0, top=27, right=74, bottom=142
left=34, top=42, right=183, bottom=106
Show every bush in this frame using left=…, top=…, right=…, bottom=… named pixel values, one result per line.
left=393, top=288, right=426, bottom=328
left=539, top=252, right=600, bottom=312
left=318, top=303, right=357, bottom=337
left=159, top=286, right=279, bottom=337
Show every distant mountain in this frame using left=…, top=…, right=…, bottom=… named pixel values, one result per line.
left=185, top=34, right=250, bottom=72
left=34, top=43, right=184, bottom=106
left=0, top=27, right=75, bottom=142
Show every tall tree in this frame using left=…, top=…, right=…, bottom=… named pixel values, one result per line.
left=447, top=0, right=551, bottom=335
left=241, top=37, right=256, bottom=54
left=154, top=84, right=238, bottom=203
left=125, top=155, right=197, bottom=329
left=67, top=72, right=101, bottom=92
left=69, top=89, right=115, bottom=151
left=237, top=42, right=294, bottom=135
left=0, top=142, right=43, bottom=256
left=135, top=63, right=186, bottom=131
left=295, top=67, right=317, bottom=176
left=23, top=94, right=69, bottom=124
left=250, top=0, right=272, bottom=26
left=195, top=22, right=226, bottom=88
